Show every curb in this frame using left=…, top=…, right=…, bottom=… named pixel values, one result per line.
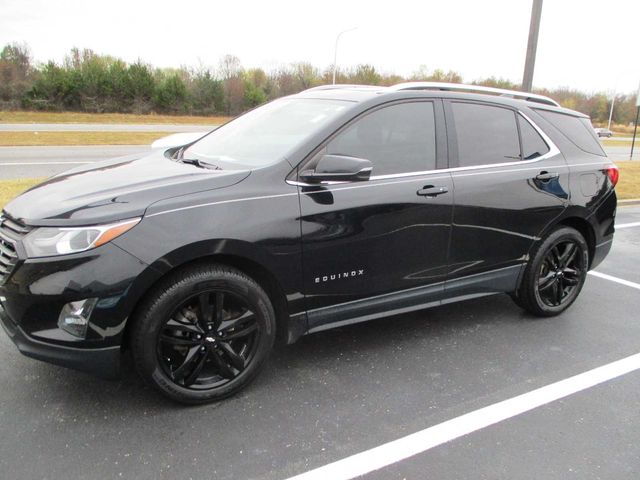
left=619, top=199, right=640, bottom=207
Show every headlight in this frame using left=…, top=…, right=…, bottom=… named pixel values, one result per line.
left=23, top=218, right=141, bottom=258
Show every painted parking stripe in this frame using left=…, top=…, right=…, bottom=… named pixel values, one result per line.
left=285, top=352, right=640, bottom=480
left=616, top=221, right=640, bottom=229
left=0, top=161, right=92, bottom=165
left=588, top=271, right=640, bottom=290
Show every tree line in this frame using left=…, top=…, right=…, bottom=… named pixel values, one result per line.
left=0, top=42, right=636, bottom=125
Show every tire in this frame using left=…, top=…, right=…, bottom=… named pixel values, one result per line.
left=512, top=226, right=589, bottom=317
left=130, top=263, right=276, bottom=404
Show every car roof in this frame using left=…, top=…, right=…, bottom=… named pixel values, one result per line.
left=292, top=83, right=588, bottom=119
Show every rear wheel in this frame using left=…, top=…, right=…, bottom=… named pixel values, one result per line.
left=512, top=226, right=589, bottom=317
left=131, top=264, right=276, bottom=404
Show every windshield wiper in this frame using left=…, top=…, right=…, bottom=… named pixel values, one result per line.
left=173, top=147, right=221, bottom=170
left=180, top=157, right=222, bottom=170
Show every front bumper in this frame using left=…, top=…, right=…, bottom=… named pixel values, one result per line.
left=1, top=304, right=121, bottom=378
left=0, top=242, right=158, bottom=378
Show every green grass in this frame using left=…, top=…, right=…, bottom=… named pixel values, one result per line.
left=0, top=110, right=230, bottom=125
left=602, top=139, right=635, bottom=148
left=0, top=178, right=43, bottom=208
left=0, top=131, right=173, bottom=146
left=616, top=161, right=640, bottom=200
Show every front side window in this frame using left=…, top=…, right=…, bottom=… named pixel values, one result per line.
left=326, top=102, right=436, bottom=176
left=452, top=102, right=521, bottom=167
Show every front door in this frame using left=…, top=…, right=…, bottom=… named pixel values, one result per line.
left=297, top=100, right=454, bottom=331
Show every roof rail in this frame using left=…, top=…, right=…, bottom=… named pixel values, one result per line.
left=389, top=82, right=560, bottom=107
left=302, top=84, right=382, bottom=92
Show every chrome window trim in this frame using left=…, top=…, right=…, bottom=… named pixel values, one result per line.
left=289, top=110, right=561, bottom=186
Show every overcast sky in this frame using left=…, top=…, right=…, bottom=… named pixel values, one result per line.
left=1, top=0, right=639, bottom=94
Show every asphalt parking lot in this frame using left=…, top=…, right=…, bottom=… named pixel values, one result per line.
left=0, top=206, right=639, bottom=479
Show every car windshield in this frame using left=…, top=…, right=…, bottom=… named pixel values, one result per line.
left=184, top=98, right=351, bottom=168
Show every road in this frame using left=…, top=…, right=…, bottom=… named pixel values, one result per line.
left=0, top=143, right=637, bottom=180
left=0, top=145, right=151, bottom=179
left=603, top=145, right=640, bottom=162
left=0, top=123, right=216, bottom=132
left=0, top=205, right=639, bottom=479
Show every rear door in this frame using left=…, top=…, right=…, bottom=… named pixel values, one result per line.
left=444, top=100, right=569, bottom=295
left=297, top=100, right=453, bottom=330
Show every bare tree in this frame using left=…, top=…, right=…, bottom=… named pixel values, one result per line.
left=218, top=54, right=242, bottom=80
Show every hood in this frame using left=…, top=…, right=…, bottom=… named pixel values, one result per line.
left=4, top=151, right=250, bottom=226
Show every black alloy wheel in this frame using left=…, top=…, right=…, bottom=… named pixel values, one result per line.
left=157, top=290, right=259, bottom=389
left=512, top=226, right=589, bottom=317
left=535, top=240, right=584, bottom=307
left=131, top=264, right=276, bottom=404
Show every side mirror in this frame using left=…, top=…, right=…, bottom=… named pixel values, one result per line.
left=300, top=154, right=372, bottom=183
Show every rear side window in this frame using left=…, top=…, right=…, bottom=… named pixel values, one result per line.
left=518, top=115, right=550, bottom=160
left=327, top=102, right=436, bottom=176
left=451, top=102, right=521, bottom=167
left=535, top=109, right=605, bottom=157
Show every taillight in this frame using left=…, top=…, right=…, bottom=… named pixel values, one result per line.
left=607, top=166, right=619, bottom=187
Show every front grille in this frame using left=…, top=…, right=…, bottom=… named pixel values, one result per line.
left=0, top=214, right=30, bottom=283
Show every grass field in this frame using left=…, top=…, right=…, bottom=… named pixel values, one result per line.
left=615, top=161, right=640, bottom=200
left=602, top=139, right=632, bottom=146
left=0, top=162, right=638, bottom=211
left=0, top=131, right=172, bottom=146
left=0, top=178, right=43, bottom=208
left=0, top=111, right=231, bottom=125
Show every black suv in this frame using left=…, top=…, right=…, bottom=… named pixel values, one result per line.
left=0, top=83, right=617, bottom=404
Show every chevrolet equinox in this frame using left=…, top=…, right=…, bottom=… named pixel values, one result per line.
left=0, top=83, right=618, bottom=404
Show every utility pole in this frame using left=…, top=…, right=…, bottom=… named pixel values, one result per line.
left=607, top=93, right=616, bottom=131
left=332, top=27, right=357, bottom=85
left=522, top=0, right=543, bottom=92
left=631, top=82, right=640, bottom=160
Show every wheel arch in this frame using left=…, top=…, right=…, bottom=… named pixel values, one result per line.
left=556, top=216, right=596, bottom=267
left=533, top=209, right=597, bottom=269
left=120, top=239, right=298, bottom=352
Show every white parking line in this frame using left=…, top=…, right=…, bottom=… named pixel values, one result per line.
left=285, top=352, right=640, bottom=480
left=616, top=221, right=640, bottom=229
left=588, top=271, right=640, bottom=290
left=0, top=161, right=91, bottom=165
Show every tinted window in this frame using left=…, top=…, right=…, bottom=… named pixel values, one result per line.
left=452, top=102, right=521, bottom=167
left=535, top=109, right=605, bottom=157
left=327, top=102, right=436, bottom=176
left=518, top=115, right=550, bottom=160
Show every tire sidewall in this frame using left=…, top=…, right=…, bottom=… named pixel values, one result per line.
left=529, top=227, right=589, bottom=315
left=133, top=267, right=275, bottom=404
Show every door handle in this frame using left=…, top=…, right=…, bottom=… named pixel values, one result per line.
left=535, top=171, right=559, bottom=181
left=417, top=185, right=449, bottom=197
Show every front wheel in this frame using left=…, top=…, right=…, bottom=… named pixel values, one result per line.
left=512, top=226, right=589, bottom=317
left=131, top=264, right=276, bottom=404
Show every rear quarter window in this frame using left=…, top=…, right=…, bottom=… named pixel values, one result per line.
left=518, top=115, right=550, bottom=160
left=535, top=109, right=605, bottom=157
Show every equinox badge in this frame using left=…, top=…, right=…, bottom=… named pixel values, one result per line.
left=315, top=269, right=365, bottom=283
